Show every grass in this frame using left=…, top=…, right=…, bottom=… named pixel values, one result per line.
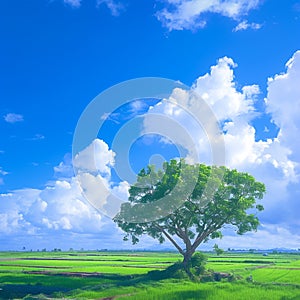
left=0, top=251, right=300, bottom=299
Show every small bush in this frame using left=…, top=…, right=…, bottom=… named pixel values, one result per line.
left=190, top=252, right=207, bottom=276
left=147, top=262, right=188, bottom=280
left=147, top=252, right=207, bottom=281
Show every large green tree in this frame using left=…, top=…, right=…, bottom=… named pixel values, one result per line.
left=114, top=159, right=265, bottom=274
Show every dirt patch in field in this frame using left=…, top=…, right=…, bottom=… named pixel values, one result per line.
left=24, top=270, right=104, bottom=277
left=0, top=258, right=19, bottom=261
left=23, top=270, right=134, bottom=281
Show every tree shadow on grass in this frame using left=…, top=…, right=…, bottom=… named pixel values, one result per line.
left=0, top=266, right=203, bottom=299
left=0, top=283, right=70, bottom=299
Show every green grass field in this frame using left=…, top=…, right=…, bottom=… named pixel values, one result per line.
left=0, top=251, right=300, bottom=299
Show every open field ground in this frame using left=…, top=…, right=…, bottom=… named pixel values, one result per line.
left=0, top=251, right=300, bottom=299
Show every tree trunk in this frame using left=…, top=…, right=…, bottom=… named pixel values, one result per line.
left=182, top=250, right=194, bottom=279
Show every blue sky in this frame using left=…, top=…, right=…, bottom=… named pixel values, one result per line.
left=0, top=0, right=300, bottom=251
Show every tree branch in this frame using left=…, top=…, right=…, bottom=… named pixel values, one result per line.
left=154, top=224, right=184, bottom=255
left=170, top=216, right=192, bottom=252
left=191, top=226, right=217, bottom=252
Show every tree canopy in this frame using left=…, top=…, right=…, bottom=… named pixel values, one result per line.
left=114, top=159, right=265, bottom=273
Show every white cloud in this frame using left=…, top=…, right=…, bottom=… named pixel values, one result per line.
left=192, top=57, right=259, bottom=120
left=1, top=52, right=300, bottom=251
left=73, top=138, right=115, bottom=176
left=142, top=51, right=300, bottom=248
left=265, top=50, right=300, bottom=164
left=4, top=113, right=24, bottom=123
left=54, top=162, right=73, bottom=178
left=77, top=172, right=111, bottom=212
left=233, top=20, right=262, bottom=32
left=62, top=0, right=124, bottom=15
left=0, top=138, right=130, bottom=248
left=26, top=134, right=45, bottom=141
left=97, top=0, right=125, bottom=16
left=156, top=0, right=262, bottom=31
left=0, top=189, right=40, bottom=235
left=0, top=167, right=9, bottom=186
left=144, top=55, right=297, bottom=180
left=64, top=0, right=82, bottom=8
left=0, top=168, right=8, bottom=176
left=73, top=139, right=129, bottom=217
left=0, top=179, right=103, bottom=235
left=203, top=224, right=300, bottom=250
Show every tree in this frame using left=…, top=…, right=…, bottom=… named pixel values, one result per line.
left=114, top=159, right=265, bottom=276
left=213, top=244, right=224, bottom=256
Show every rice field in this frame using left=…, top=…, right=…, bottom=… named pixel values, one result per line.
left=0, top=251, right=300, bottom=299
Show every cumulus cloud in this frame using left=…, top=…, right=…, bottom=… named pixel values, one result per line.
left=233, top=20, right=263, bottom=32
left=26, top=134, right=45, bottom=141
left=73, top=138, right=129, bottom=217
left=1, top=52, right=300, bottom=250
left=0, top=168, right=8, bottom=176
left=63, top=0, right=82, bottom=8
left=53, top=153, right=74, bottom=179
left=0, top=167, right=9, bottom=185
left=142, top=51, right=300, bottom=247
left=97, top=0, right=125, bottom=16
left=0, top=179, right=123, bottom=244
left=63, top=0, right=124, bottom=15
left=205, top=223, right=300, bottom=250
left=156, top=0, right=262, bottom=31
left=144, top=56, right=298, bottom=179
left=0, top=138, right=130, bottom=250
left=265, top=50, right=300, bottom=164
left=259, top=50, right=300, bottom=231
left=192, top=57, right=259, bottom=120
left=3, top=113, right=24, bottom=123
left=73, top=138, right=115, bottom=176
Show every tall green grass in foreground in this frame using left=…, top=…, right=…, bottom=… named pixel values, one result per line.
left=124, top=282, right=300, bottom=300
left=71, top=280, right=300, bottom=300
left=1, top=251, right=300, bottom=299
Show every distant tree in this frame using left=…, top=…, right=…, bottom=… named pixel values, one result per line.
left=213, top=244, right=224, bottom=256
left=115, top=159, right=265, bottom=276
